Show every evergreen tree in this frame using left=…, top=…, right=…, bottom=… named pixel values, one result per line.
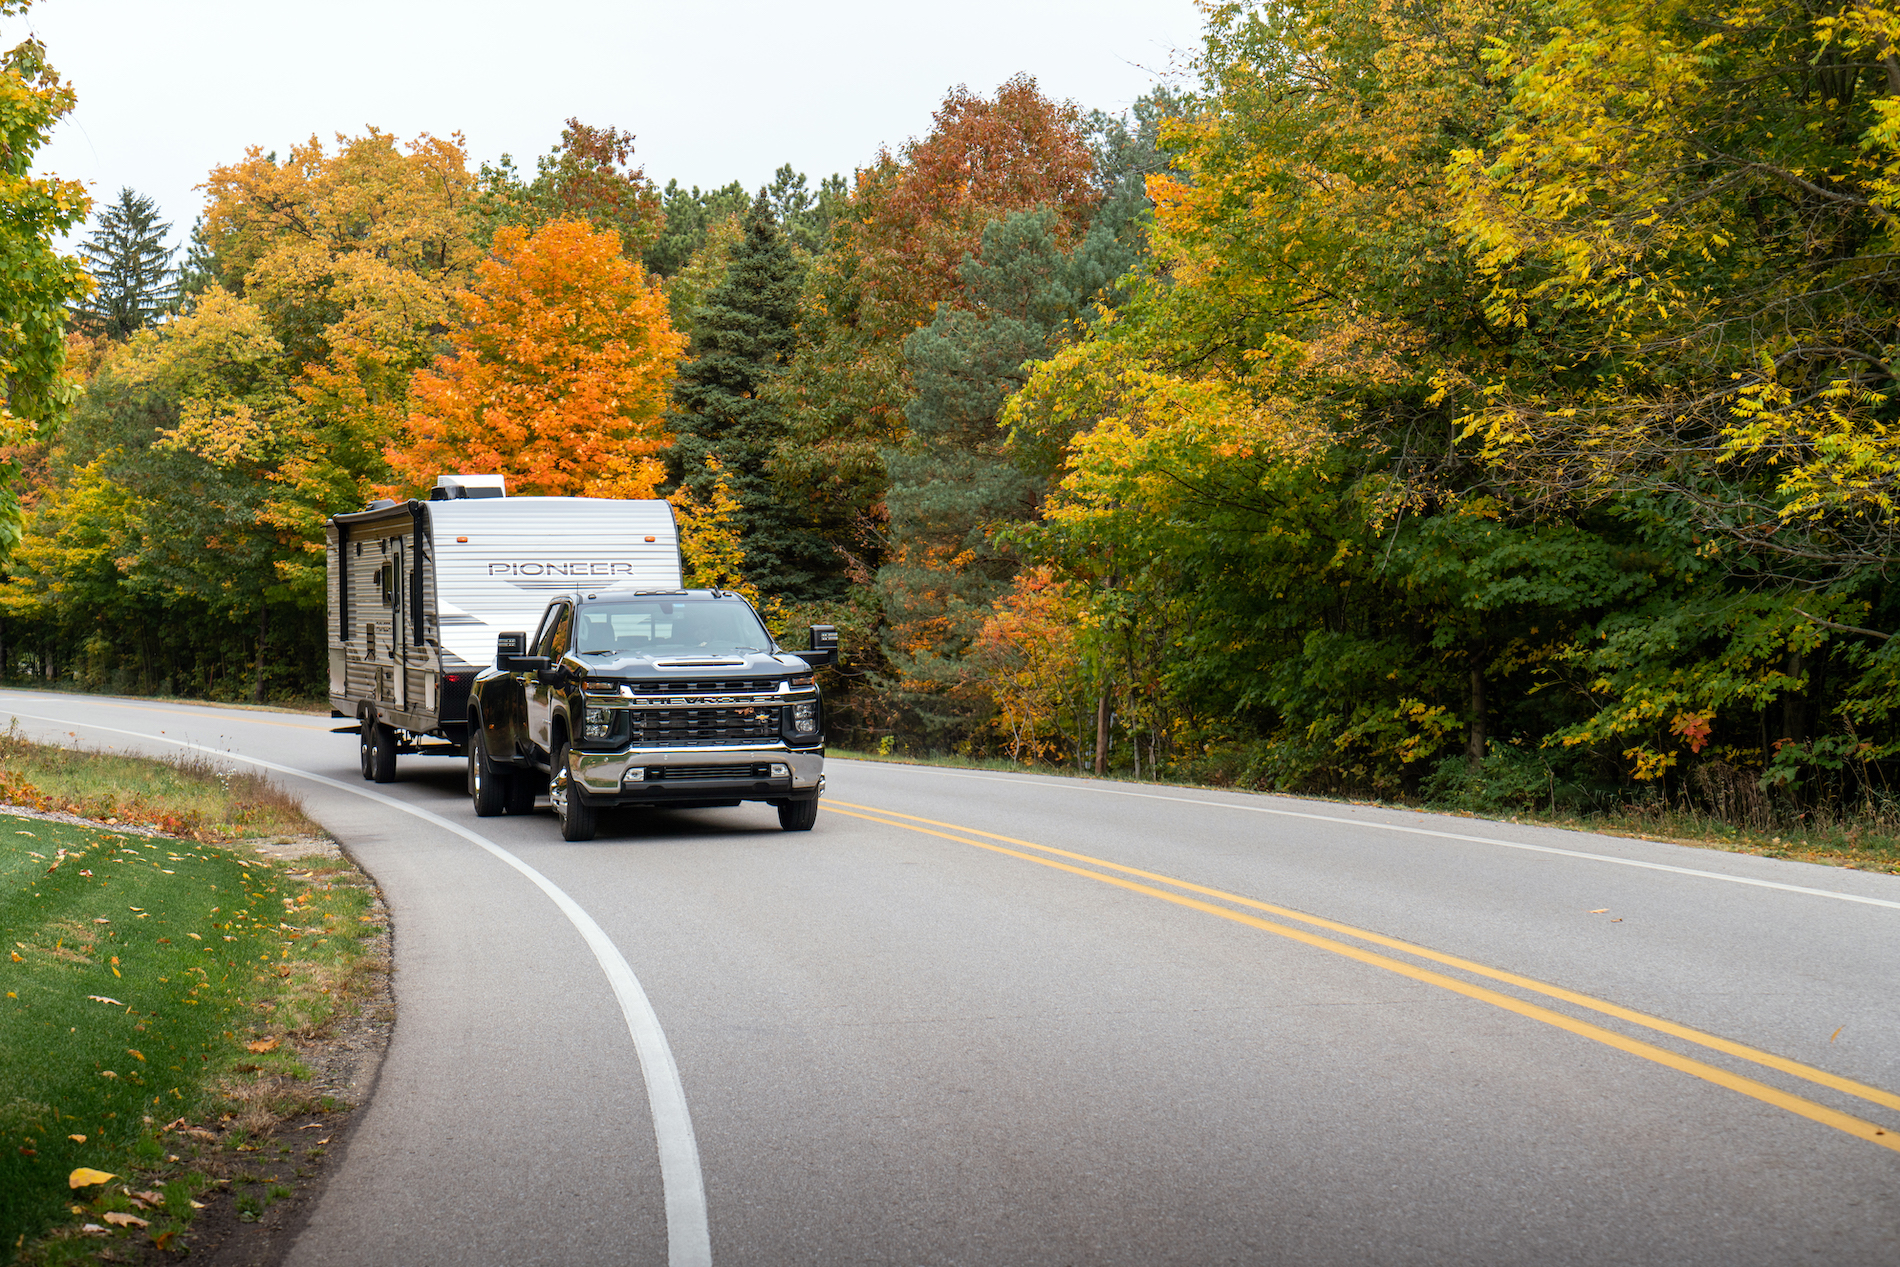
left=765, top=164, right=850, bottom=255
left=878, top=207, right=1139, bottom=742
left=665, top=191, right=834, bottom=597
left=174, top=214, right=221, bottom=305
left=74, top=188, right=177, bottom=338
left=645, top=178, right=748, bottom=277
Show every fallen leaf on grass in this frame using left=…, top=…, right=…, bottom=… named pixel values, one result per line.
left=68, top=1167, right=117, bottom=1188
left=67, top=1134, right=85, bottom=1143
left=159, top=1117, right=188, bottom=1133
left=245, top=1038, right=279, bottom=1054
left=80, top=1223, right=107, bottom=1235
left=153, top=1230, right=176, bottom=1250
left=104, top=1211, right=148, bottom=1229
left=181, top=1128, right=217, bottom=1141
left=132, top=1189, right=163, bottom=1205
left=87, top=995, right=123, bottom=1005
left=186, top=933, right=201, bottom=940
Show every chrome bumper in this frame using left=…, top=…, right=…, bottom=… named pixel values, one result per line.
left=570, top=744, right=824, bottom=798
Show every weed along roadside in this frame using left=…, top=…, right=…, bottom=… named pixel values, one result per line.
left=1, top=741, right=392, bottom=1265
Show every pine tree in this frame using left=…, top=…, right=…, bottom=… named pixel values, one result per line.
left=74, top=187, right=177, bottom=338
left=665, top=191, right=834, bottom=597
left=878, top=207, right=1136, bottom=742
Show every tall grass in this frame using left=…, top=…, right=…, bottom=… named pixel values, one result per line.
left=0, top=724, right=318, bottom=842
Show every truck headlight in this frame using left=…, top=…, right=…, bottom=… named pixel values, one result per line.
left=790, top=701, right=818, bottom=736
left=583, top=706, right=614, bottom=740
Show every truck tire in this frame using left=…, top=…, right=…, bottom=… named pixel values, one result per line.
left=551, top=741, right=596, bottom=841
left=361, top=721, right=397, bottom=783
left=503, top=770, right=538, bottom=816
left=778, top=797, right=818, bottom=832
left=468, top=726, right=507, bottom=817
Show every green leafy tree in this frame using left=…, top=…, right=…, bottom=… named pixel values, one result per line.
left=480, top=119, right=664, bottom=258
left=665, top=192, right=834, bottom=596
left=880, top=207, right=1141, bottom=743
left=0, top=4, right=89, bottom=562
left=74, top=187, right=178, bottom=338
left=767, top=75, right=1100, bottom=580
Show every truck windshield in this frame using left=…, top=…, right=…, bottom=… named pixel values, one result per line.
left=573, top=598, right=772, bottom=656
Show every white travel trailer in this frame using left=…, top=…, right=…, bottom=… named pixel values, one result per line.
left=326, top=475, right=682, bottom=779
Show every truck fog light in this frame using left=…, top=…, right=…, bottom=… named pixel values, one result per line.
left=790, top=701, right=818, bottom=736
left=622, top=767, right=645, bottom=784
left=770, top=763, right=790, bottom=778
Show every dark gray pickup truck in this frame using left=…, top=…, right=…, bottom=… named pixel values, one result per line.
left=465, top=588, right=838, bottom=840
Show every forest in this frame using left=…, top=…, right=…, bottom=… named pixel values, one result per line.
left=2, top=0, right=1898, bottom=831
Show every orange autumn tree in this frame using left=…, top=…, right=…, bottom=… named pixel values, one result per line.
left=386, top=218, right=684, bottom=497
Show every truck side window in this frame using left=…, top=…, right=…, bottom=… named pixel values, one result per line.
left=530, top=604, right=562, bottom=659
left=547, top=604, right=575, bottom=658
left=534, top=603, right=573, bottom=660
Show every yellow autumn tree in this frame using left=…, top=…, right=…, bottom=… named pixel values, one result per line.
left=386, top=218, right=685, bottom=498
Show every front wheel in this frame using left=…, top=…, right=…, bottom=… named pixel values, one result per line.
left=550, top=742, right=597, bottom=841
left=469, top=725, right=507, bottom=817
left=778, top=797, right=818, bottom=832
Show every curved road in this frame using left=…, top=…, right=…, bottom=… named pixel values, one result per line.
left=4, top=688, right=1897, bottom=1265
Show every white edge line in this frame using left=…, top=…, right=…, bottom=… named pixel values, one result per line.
left=847, top=763, right=1900, bottom=912
left=4, top=709, right=713, bottom=1267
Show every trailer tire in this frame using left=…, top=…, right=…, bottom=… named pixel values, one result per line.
left=468, top=726, right=507, bottom=817
left=778, top=796, right=819, bottom=832
left=364, top=721, right=398, bottom=784
left=551, top=741, right=596, bottom=841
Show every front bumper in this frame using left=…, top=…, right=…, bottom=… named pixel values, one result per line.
left=569, top=744, right=824, bottom=805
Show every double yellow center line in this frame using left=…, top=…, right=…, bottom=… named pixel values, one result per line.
left=828, top=799, right=1900, bottom=1155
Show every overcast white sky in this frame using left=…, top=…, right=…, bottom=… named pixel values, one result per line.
left=5, top=0, right=1205, bottom=253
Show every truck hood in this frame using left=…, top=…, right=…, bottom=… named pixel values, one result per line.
left=574, top=650, right=822, bottom=683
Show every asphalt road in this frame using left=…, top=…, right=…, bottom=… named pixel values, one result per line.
left=4, top=687, right=1898, bottom=1266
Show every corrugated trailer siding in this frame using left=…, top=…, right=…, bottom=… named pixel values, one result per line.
left=341, top=516, right=412, bottom=706
left=426, top=498, right=681, bottom=671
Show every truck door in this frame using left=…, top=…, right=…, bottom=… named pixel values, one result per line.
left=526, top=600, right=572, bottom=762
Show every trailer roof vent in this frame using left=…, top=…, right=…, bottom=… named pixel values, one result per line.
left=430, top=474, right=507, bottom=501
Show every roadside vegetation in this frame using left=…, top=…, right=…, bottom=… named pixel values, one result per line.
left=0, top=724, right=315, bottom=842
left=0, top=745, right=385, bottom=1263
left=2, top=0, right=1897, bottom=850
left=830, top=748, right=1900, bottom=877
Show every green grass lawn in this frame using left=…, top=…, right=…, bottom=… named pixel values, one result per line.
left=1, top=813, right=375, bottom=1259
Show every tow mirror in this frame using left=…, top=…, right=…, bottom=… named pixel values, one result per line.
left=801, top=624, right=840, bottom=669
left=496, top=631, right=526, bottom=670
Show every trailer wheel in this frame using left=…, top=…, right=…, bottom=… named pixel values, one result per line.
left=778, top=796, right=819, bottom=832
left=364, top=721, right=398, bottom=784
left=551, top=742, right=596, bottom=841
left=468, top=727, right=507, bottom=817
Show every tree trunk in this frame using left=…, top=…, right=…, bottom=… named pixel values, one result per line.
left=253, top=604, right=269, bottom=704
left=1466, top=668, right=1487, bottom=766
left=1094, top=689, right=1111, bottom=777
left=1781, top=648, right=1806, bottom=744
